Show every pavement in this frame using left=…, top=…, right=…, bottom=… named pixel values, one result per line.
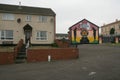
left=0, top=44, right=120, bottom=80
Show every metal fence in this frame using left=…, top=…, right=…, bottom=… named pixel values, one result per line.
left=102, top=35, right=120, bottom=43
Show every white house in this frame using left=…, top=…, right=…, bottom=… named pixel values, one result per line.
left=0, top=4, right=56, bottom=45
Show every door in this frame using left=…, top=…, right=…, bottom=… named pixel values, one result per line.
left=25, top=30, right=31, bottom=44
left=23, top=24, right=32, bottom=44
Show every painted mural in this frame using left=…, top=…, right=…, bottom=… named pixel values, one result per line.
left=69, top=19, right=99, bottom=44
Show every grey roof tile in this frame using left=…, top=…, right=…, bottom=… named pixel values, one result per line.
left=0, top=4, right=55, bottom=16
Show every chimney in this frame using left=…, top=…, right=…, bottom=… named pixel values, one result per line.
left=18, top=2, right=22, bottom=9
left=116, top=19, right=118, bottom=22
left=103, top=23, right=106, bottom=26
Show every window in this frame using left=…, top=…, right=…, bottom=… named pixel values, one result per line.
left=0, top=30, right=13, bottom=40
left=119, top=25, right=120, bottom=29
left=39, top=16, right=47, bottom=22
left=36, top=31, right=47, bottom=40
left=26, top=15, right=31, bottom=21
left=2, top=13, right=15, bottom=20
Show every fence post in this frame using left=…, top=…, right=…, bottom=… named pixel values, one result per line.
left=115, top=37, right=119, bottom=44
left=99, top=37, right=102, bottom=44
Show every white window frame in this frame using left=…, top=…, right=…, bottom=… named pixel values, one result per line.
left=26, top=15, right=31, bottom=21
left=0, top=30, right=13, bottom=40
left=36, top=31, right=48, bottom=41
left=2, top=13, right=15, bottom=20
left=39, top=16, right=47, bottom=23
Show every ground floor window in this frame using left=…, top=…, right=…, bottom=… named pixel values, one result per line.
left=0, top=30, right=13, bottom=40
left=36, top=31, right=47, bottom=40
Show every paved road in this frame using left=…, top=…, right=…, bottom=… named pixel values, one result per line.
left=0, top=44, right=120, bottom=80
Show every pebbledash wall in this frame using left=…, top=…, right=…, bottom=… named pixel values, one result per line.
left=0, top=4, right=56, bottom=45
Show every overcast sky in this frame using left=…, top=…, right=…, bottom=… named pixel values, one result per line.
left=0, top=0, right=120, bottom=33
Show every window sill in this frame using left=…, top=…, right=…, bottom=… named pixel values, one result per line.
left=0, top=39, right=13, bottom=41
left=2, top=20, right=15, bottom=21
left=36, top=40, right=48, bottom=42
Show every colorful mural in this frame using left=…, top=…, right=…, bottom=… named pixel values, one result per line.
left=69, top=19, right=99, bottom=44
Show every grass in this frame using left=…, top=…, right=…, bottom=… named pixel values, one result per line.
left=104, top=43, right=120, bottom=47
left=29, top=46, right=58, bottom=49
left=0, top=46, right=14, bottom=52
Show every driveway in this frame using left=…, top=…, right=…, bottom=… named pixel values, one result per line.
left=0, top=44, right=120, bottom=80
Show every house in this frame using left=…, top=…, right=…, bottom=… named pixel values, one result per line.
left=56, top=33, right=68, bottom=40
left=69, top=19, right=99, bottom=44
left=101, top=19, right=120, bottom=43
left=0, top=4, right=56, bottom=45
left=101, top=19, right=120, bottom=36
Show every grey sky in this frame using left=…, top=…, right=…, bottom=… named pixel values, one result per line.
left=0, top=0, right=120, bottom=33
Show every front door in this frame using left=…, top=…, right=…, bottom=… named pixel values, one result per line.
left=25, top=30, right=31, bottom=44
left=23, top=24, right=32, bottom=44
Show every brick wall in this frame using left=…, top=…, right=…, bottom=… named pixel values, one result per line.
left=27, top=48, right=79, bottom=62
left=0, top=39, right=23, bottom=65
left=55, top=39, right=70, bottom=48
left=0, top=52, right=14, bottom=65
left=14, top=39, right=23, bottom=58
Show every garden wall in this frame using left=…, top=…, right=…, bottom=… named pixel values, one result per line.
left=0, top=52, right=14, bottom=65
left=14, top=39, right=24, bottom=57
left=0, top=39, right=23, bottom=65
left=27, top=48, right=79, bottom=62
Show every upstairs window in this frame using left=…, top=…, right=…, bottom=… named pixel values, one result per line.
left=119, top=25, right=120, bottom=29
left=36, top=31, right=47, bottom=40
left=26, top=15, right=31, bottom=21
left=2, top=13, right=15, bottom=20
left=39, top=16, right=47, bottom=23
left=0, top=30, right=13, bottom=40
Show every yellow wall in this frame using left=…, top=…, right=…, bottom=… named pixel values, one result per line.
left=71, top=30, right=99, bottom=43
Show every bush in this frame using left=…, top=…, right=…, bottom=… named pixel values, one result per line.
left=51, top=43, right=58, bottom=47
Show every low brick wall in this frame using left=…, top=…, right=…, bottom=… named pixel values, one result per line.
left=0, top=52, right=14, bottom=65
left=0, top=39, right=23, bottom=65
left=14, top=39, right=24, bottom=58
left=27, top=48, right=79, bottom=62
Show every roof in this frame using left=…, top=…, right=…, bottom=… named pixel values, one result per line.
left=0, top=4, right=56, bottom=16
left=101, top=20, right=120, bottom=28
left=69, top=19, right=99, bottom=30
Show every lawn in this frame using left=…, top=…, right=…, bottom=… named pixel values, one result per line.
left=104, top=43, right=120, bottom=47
left=29, top=46, right=58, bottom=49
left=0, top=46, right=14, bottom=52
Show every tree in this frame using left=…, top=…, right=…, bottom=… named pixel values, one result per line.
left=110, top=28, right=115, bottom=35
left=110, top=28, right=115, bottom=43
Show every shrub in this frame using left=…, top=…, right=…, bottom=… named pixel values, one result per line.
left=51, top=43, right=58, bottom=47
